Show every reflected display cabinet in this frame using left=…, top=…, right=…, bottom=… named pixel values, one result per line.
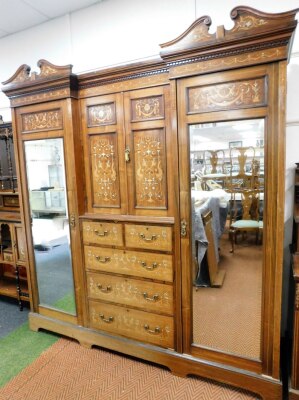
left=2, top=7, right=298, bottom=400
left=0, top=120, right=29, bottom=310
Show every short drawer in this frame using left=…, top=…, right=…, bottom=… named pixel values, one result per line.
left=85, top=246, right=173, bottom=282
left=82, top=221, right=123, bottom=246
left=125, top=224, right=172, bottom=252
left=89, top=300, right=174, bottom=349
left=87, top=272, right=173, bottom=314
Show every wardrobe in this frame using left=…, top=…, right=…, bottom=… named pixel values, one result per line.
left=2, top=7, right=298, bottom=400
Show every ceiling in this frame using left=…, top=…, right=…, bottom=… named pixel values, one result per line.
left=0, top=0, right=104, bottom=39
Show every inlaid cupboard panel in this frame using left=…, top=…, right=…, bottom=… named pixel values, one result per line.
left=81, top=93, right=127, bottom=214
left=124, top=86, right=173, bottom=216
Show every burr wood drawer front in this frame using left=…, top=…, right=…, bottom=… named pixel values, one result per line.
left=82, top=221, right=123, bottom=247
left=89, top=300, right=174, bottom=349
left=86, top=272, right=173, bottom=314
left=84, top=246, right=173, bottom=282
left=124, top=224, right=172, bottom=252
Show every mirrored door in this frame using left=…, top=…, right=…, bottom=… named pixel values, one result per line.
left=175, top=65, right=284, bottom=373
left=189, top=119, right=264, bottom=360
left=24, top=138, right=76, bottom=315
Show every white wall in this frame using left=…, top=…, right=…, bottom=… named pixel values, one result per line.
left=0, top=0, right=298, bottom=116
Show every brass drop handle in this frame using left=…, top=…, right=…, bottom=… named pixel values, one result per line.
left=97, top=284, right=112, bottom=293
left=144, top=324, right=161, bottom=334
left=140, top=261, right=158, bottom=271
left=99, top=314, right=114, bottom=323
left=143, top=292, right=159, bottom=302
left=94, top=229, right=108, bottom=237
left=139, top=233, right=157, bottom=242
left=95, top=256, right=111, bottom=263
left=125, top=146, right=130, bottom=162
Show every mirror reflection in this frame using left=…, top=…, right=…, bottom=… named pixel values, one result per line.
left=190, top=119, right=264, bottom=359
left=24, top=138, right=76, bottom=315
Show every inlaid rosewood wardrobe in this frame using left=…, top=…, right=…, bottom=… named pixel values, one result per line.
left=2, top=7, right=298, bottom=400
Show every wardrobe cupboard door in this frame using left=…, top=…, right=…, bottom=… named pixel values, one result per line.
left=81, top=94, right=127, bottom=214
left=124, top=86, right=173, bottom=217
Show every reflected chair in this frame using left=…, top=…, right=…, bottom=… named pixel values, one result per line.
left=202, top=150, right=226, bottom=189
left=227, top=146, right=256, bottom=191
left=229, top=188, right=263, bottom=253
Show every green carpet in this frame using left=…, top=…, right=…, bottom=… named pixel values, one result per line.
left=0, top=323, right=59, bottom=387
left=0, top=292, right=76, bottom=387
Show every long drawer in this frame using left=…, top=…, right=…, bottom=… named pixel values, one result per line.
left=89, top=300, right=174, bottom=349
left=85, top=246, right=173, bottom=282
left=87, top=272, right=173, bottom=314
left=125, top=224, right=172, bottom=252
left=82, top=221, right=123, bottom=246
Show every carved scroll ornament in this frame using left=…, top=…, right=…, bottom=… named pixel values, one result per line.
left=2, top=59, right=73, bottom=86
left=160, top=6, right=299, bottom=61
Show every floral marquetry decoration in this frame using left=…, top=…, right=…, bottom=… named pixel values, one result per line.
left=231, top=15, right=268, bottom=31
left=90, top=134, right=120, bottom=207
left=132, top=96, right=164, bottom=121
left=188, top=78, right=266, bottom=113
left=22, top=110, right=63, bottom=132
left=134, top=129, right=167, bottom=209
left=88, top=103, right=116, bottom=126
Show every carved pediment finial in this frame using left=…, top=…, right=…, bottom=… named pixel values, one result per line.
left=2, top=59, right=73, bottom=86
left=2, top=64, right=31, bottom=85
left=229, top=6, right=299, bottom=34
left=160, top=16, right=214, bottom=53
left=160, top=6, right=298, bottom=62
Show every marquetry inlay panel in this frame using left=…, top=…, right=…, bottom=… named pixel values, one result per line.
left=89, top=134, right=120, bottom=207
left=79, top=73, right=169, bottom=98
left=231, top=15, right=268, bottom=32
left=87, top=272, right=173, bottom=314
left=125, top=224, right=172, bottom=252
left=188, top=78, right=266, bottom=113
left=85, top=246, right=173, bottom=282
left=87, top=103, right=116, bottom=127
left=89, top=300, right=174, bottom=348
left=168, top=47, right=286, bottom=79
left=131, top=96, right=164, bottom=121
left=133, top=129, right=167, bottom=209
left=10, top=88, right=70, bottom=107
left=21, top=109, right=63, bottom=132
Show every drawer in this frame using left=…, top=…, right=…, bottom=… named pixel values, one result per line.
left=125, top=224, right=172, bottom=252
left=82, top=221, right=123, bottom=246
left=85, top=246, right=173, bottom=282
left=87, top=272, right=173, bottom=314
left=89, top=300, right=174, bottom=349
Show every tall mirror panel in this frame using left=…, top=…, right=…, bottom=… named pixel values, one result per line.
left=190, top=119, right=264, bottom=360
left=24, top=138, right=76, bottom=315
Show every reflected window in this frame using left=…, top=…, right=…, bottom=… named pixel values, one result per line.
left=24, top=139, right=76, bottom=315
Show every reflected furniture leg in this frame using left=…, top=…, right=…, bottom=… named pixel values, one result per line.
left=202, top=210, right=226, bottom=287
